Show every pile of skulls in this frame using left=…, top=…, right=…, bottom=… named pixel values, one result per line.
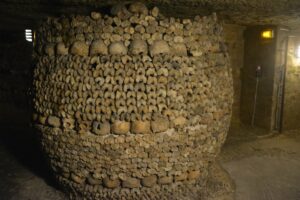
left=33, top=2, right=233, bottom=200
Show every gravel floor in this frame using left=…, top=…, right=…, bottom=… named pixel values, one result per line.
left=0, top=125, right=300, bottom=200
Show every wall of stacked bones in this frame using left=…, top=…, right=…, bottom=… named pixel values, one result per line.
left=33, top=2, right=233, bottom=199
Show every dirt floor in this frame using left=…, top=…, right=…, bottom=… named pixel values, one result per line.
left=221, top=124, right=300, bottom=200
left=0, top=125, right=299, bottom=200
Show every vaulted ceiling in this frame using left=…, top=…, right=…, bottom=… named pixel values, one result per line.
left=1, top=0, right=300, bottom=30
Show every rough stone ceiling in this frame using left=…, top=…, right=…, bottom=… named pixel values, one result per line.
left=1, top=0, right=300, bottom=30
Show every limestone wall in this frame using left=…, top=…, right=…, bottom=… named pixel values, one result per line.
left=282, top=35, right=300, bottom=130
left=33, top=3, right=233, bottom=199
left=223, top=24, right=245, bottom=125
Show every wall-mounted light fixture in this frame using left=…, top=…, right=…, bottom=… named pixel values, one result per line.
left=261, top=29, right=274, bottom=39
left=25, top=29, right=33, bottom=42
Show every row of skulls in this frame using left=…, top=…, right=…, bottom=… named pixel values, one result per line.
left=46, top=39, right=187, bottom=57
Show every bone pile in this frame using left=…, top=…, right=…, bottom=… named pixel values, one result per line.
left=33, top=2, right=233, bottom=200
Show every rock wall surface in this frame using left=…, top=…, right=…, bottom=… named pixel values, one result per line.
left=33, top=3, right=233, bottom=199
left=223, top=24, right=245, bottom=125
left=2, top=0, right=300, bottom=32
left=282, top=35, right=300, bottom=130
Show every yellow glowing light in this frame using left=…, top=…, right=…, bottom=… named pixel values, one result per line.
left=261, top=30, right=274, bottom=39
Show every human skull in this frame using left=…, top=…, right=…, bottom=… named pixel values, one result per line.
left=111, top=3, right=131, bottom=20
left=56, top=42, right=69, bottom=55
left=44, top=44, right=55, bottom=56
left=172, top=43, right=187, bottom=56
left=90, top=39, right=108, bottom=56
left=189, top=47, right=203, bottom=57
left=131, top=121, right=151, bottom=134
left=129, top=39, right=148, bottom=55
left=112, top=120, right=130, bottom=134
left=90, top=11, right=101, bottom=20
left=109, top=42, right=128, bottom=55
left=128, top=2, right=148, bottom=15
left=149, top=40, right=170, bottom=57
left=70, top=41, right=89, bottom=56
left=150, top=7, right=160, bottom=17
